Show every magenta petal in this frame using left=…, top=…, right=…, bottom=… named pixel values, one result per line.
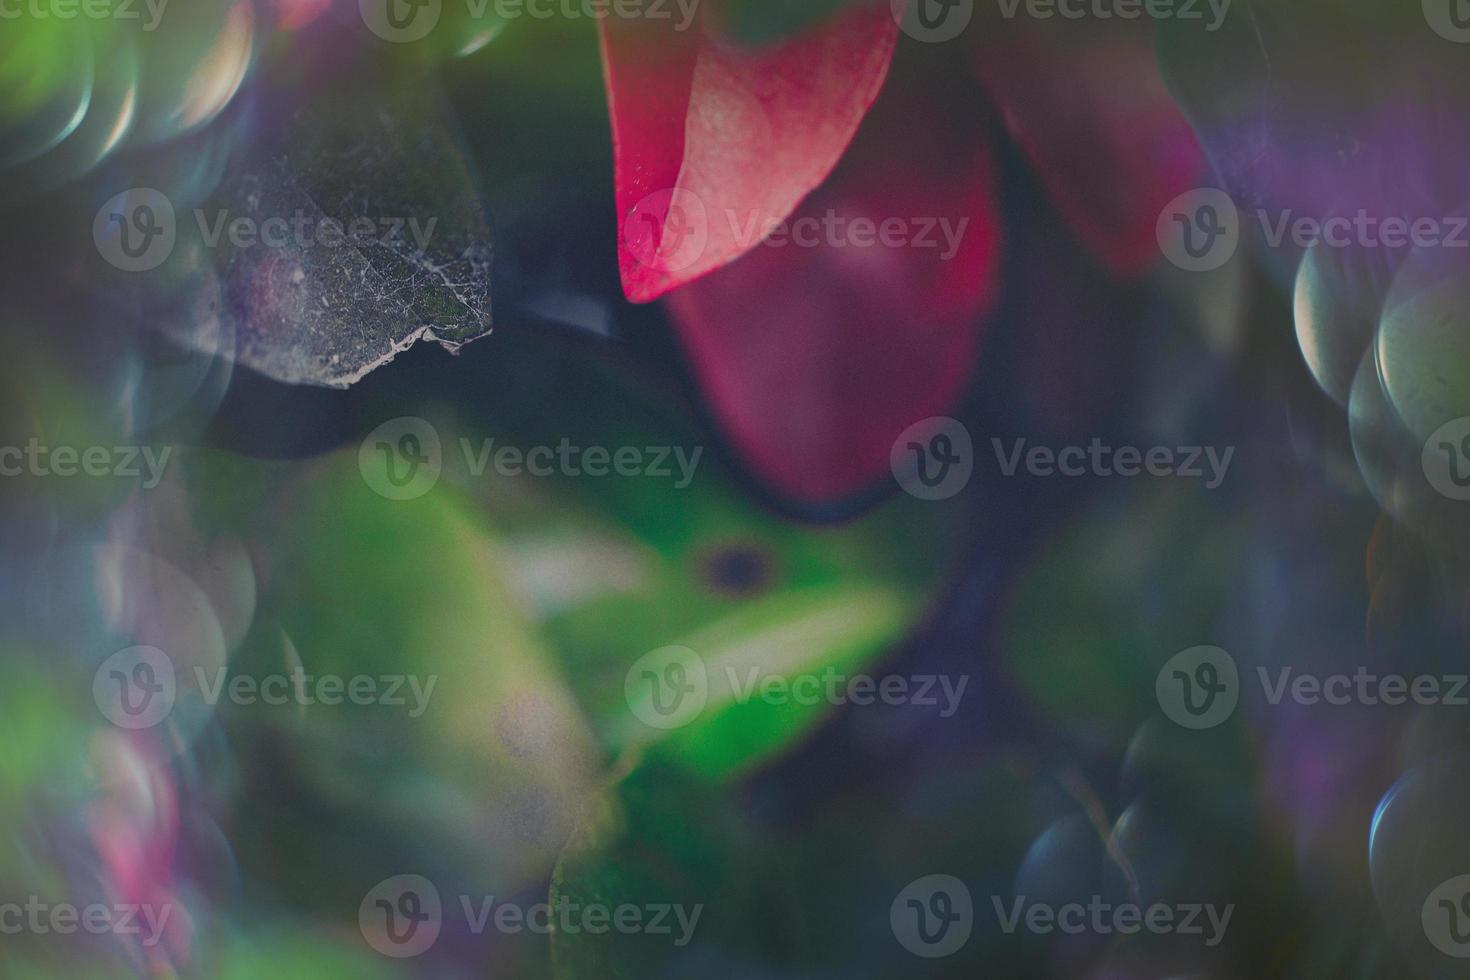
left=975, top=21, right=1205, bottom=277
left=600, top=2, right=898, bottom=302
left=663, top=76, right=1002, bottom=505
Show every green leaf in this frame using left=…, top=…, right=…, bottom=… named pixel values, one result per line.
left=214, top=930, right=403, bottom=980
left=456, top=333, right=972, bottom=779
left=1002, top=480, right=1244, bottom=750
left=225, top=452, right=597, bottom=901
left=549, top=763, right=772, bottom=979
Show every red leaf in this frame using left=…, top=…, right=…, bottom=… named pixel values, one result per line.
left=974, top=21, right=1204, bottom=277
left=663, top=68, right=1002, bottom=506
left=600, top=1, right=898, bottom=302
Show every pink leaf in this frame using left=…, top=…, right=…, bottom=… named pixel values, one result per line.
left=664, top=68, right=1002, bottom=505
left=974, top=21, right=1204, bottom=277
left=601, top=1, right=898, bottom=302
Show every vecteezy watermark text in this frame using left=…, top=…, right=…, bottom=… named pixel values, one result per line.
left=1256, top=210, right=1470, bottom=250
left=888, top=420, right=1234, bottom=501
left=458, top=438, right=701, bottom=488
left=726, top=666, right=968, bottom=718
left=992, top=438, right=1235, bottom=488
left=723, top=210, right=970, bottom=260
left=992, top=895, right=1234, bottom=946
left=1159, top=188, right=1470, bottom=272
left=0, top=898, right=172, bottom=947
left=1257, top=666, right=1469, bottom=708
left=623, top=646, right=970, bottom=731
left=358, top=875, right=701, bottom=958
left=624, top=190, right=973, bottom=275
left=0, top=440, right=171, bottom=488
left=94, top=188, right=440, bottom=274
left=192, top=210, right=438, bottom=253
left=994, top=0, right=1230, bottom=30
left=358, top=417, right=704, bottom=501
left=0, top=0, right=168, bottom=29
left=1156, top=646, right=1470, bottom=729
left=194, top=667, right=438, bottom=718
left=360, top=0, right=701, bottom=43
left=93, top=646, right=438, bottom=729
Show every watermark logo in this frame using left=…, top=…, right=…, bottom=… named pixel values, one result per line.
left=1423, top=418, right=1470, bottom=501
left=624, top=191, right=973, bottom=273
left=891, top=417, right=974, bottom=501
left=360, top=876, right=701, bottom=957
left=1425, top=0, right=1470, bottom=43
left=891, top=875, right=973, bottom=957
left=94, top=188, right=176, bottom=273
left=361, top=0, right=441, bottom=40
left=359, top=417, right=443, bottom=501
left=360, top=875, right=443, bottom=958
left=1162, top=190, right=1469, bottom=267
left=1156, top=645, right=1238, bottom=729
left=1157, top=188, right=1239, bottom=272
left=99, top=191, right=440, bottom=271
left=358, top=418, right=705, bottom=500
left=1161, top=654, right=1470, bottom=728
left=1424, top=875, right=1470, bottom=957
left=94, top=649, right=435, bottom=726
left=624, top=648, right=970, bottom=730
left=625, top=646, right=708, bottom=730
left=93, top=647, right=176, bottom=729
left=624, top=189, right=710, bottom=274
left=890, top=0, right=974, bottom=42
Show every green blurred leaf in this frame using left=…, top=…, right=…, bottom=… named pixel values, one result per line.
left=226, top=452, right=597, bottom=901
left=214, top=931, right=403, bottom=980
left=549, top=763, right=772, bottom=979
left=1003, top=481, right=1244, bottom=750
left=455, top=334, right=971, bottom=779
